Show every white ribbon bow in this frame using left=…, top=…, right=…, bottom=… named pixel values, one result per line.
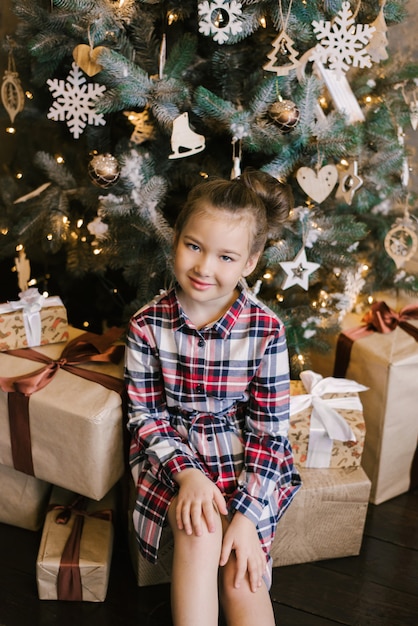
left=0, top=288, right=63, bottom=348
left=290, top=370, right=368, bottom=468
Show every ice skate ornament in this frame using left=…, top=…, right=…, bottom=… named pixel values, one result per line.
left=310, top=1, right=375, bottom=79
left=168, top=113, right=205, bottom=159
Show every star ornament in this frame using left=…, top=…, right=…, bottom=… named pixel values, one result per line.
left=280, top=247, right=320, bottom=290
left=336, top=160, right=363, bottom=205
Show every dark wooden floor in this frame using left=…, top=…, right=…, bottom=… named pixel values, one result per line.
left=0, top=487, right=417, bottom=626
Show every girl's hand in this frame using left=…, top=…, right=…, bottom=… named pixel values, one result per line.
left=220, top=511, right=267, bottom=593
left=174, top=468, right=228, bottom=536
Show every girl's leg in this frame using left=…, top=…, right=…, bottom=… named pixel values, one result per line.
left=219, top=552, right=276, bottom=626
left=167, top=497, right=223, bottom=626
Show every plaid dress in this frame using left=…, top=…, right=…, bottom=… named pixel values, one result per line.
left=125, top=285, right=301, bottom=587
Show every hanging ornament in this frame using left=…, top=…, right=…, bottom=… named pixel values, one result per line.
left=335, top=160, right=363, bottom=205
left=268, top=98, right=300, bottom=133
left=72, top=23, right=107, bottom=77
left=280, top=247, right=320, bottom=291
left=398, top=82, right=418, bottom=131
left=73, top=45, right=106, bottom=77
left=168, top=112, right=205, bottom=159
left=263, top=0, right=300, bottom=76
left=198, top=1, right=243, bottom=44
left=396, top=125, right=410, bottom=188
left=296, top=163, right=338, bottom=204
left=87, top=215, right=109, bottom=240
left=366, top=0, right=389, bottom=63
left=230, top=138, right=242, bottom=180
left=1, top=43, right=25, bottom=124
left=310, top=1, right=375, bottom=79
left=14, top=245, right=31, bottom=293
left=124, top=109, right=155, bottom=144
left=384, top=212, right=418, bottom=269
left=47, top=62, right=106, bottom=139
left=88, top=152, right=120, bottom=188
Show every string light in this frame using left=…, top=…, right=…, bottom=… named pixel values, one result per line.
left=16, top=172, right=23, bottom=179
left=6, top=127, right=16, bottom=134
left=55, top=155, right=65, bottom=164
left=77, top=219, right=83, bottom=228
left=259, top=16, right=267, bottom=28
left=263, top=271, right=272, bottom=280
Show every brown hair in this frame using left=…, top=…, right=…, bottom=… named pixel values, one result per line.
left=174, top=168, right=293, bottom=256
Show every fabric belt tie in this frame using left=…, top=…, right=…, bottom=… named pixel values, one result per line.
left=333, top=301, right=418, bottom=378
left=0, top=328, right=126, bottom=475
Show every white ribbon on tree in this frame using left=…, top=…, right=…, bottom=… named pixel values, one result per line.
left=290, top=370, right=368, bottom=468
left=0, top=288, right=63, bottom=348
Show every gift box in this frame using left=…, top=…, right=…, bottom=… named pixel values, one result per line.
left=127, top=476, right=173, bottom=587
left=289, top=370, right=367, bottom=469
left=36, top=486, right=115, bottom=601
left=271, top=466, right=371, bottom=567
left=0, top=325, right=126, bottom=500
left=0, top=463, right=51, bottom=531
left=0, top=288, right=68, bottom=351
left=309, top=291, right=418, bottom=504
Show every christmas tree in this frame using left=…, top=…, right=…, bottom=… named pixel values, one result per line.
left=1, top=0, right=418, bottom=375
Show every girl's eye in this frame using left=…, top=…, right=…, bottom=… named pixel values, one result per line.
left=221, top=255, right=233, bottom=262
left=187, top=243, right=200, bottom=251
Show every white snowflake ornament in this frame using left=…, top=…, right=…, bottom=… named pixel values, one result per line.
left=310, top=2, right=375, bottom=79
left=198, top=1, right=243, bottom=44
left=47, top=62, right=106, bottom=139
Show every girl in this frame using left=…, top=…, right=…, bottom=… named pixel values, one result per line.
left=125, top=169, right=301, bottom=626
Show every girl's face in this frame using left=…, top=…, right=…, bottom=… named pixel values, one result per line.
left=174, top=205, right=259, bottom=323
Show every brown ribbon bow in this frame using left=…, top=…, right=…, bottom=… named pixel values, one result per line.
left=0, top=328, right=126, bottom=475
left=334, top=301, right=418, bottom=378
left=51, top=495, right=113, bottom=601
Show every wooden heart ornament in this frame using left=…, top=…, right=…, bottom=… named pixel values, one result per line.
left=296, top=164, right=338, bottom=204
left=73, top=44, right=106, bottom=77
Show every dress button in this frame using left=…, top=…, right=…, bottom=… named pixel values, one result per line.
left=198, top=338, right=205, bottom=347
left=196, top=384, right=204, bottom=393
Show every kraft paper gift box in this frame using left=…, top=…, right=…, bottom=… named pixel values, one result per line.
left=271, top=466, right=371, bottom=567
left=0, top=325, right=126, bottom=501
left=36, top=486, right=115, bottom=601
left=289, top=370, right=367, bottom=469
left=0, top=288, right=68, bottom=351
left=0, top=463, right=51, bottom=531
left=309, top=291, right=418, bottom=504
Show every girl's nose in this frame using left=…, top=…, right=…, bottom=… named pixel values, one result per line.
left=195, top=255, right=212, bottom=276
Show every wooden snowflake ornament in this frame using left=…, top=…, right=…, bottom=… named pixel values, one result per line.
left=310, top=1, right=376, bottom=79
left=198, top=1, right=243, bottom=44
left=47, top=62, right=106, bottom=139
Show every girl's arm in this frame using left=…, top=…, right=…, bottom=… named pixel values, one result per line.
left=228, top=325, right=300, bottom=526
left=125, top=317, right=204, bottom=489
